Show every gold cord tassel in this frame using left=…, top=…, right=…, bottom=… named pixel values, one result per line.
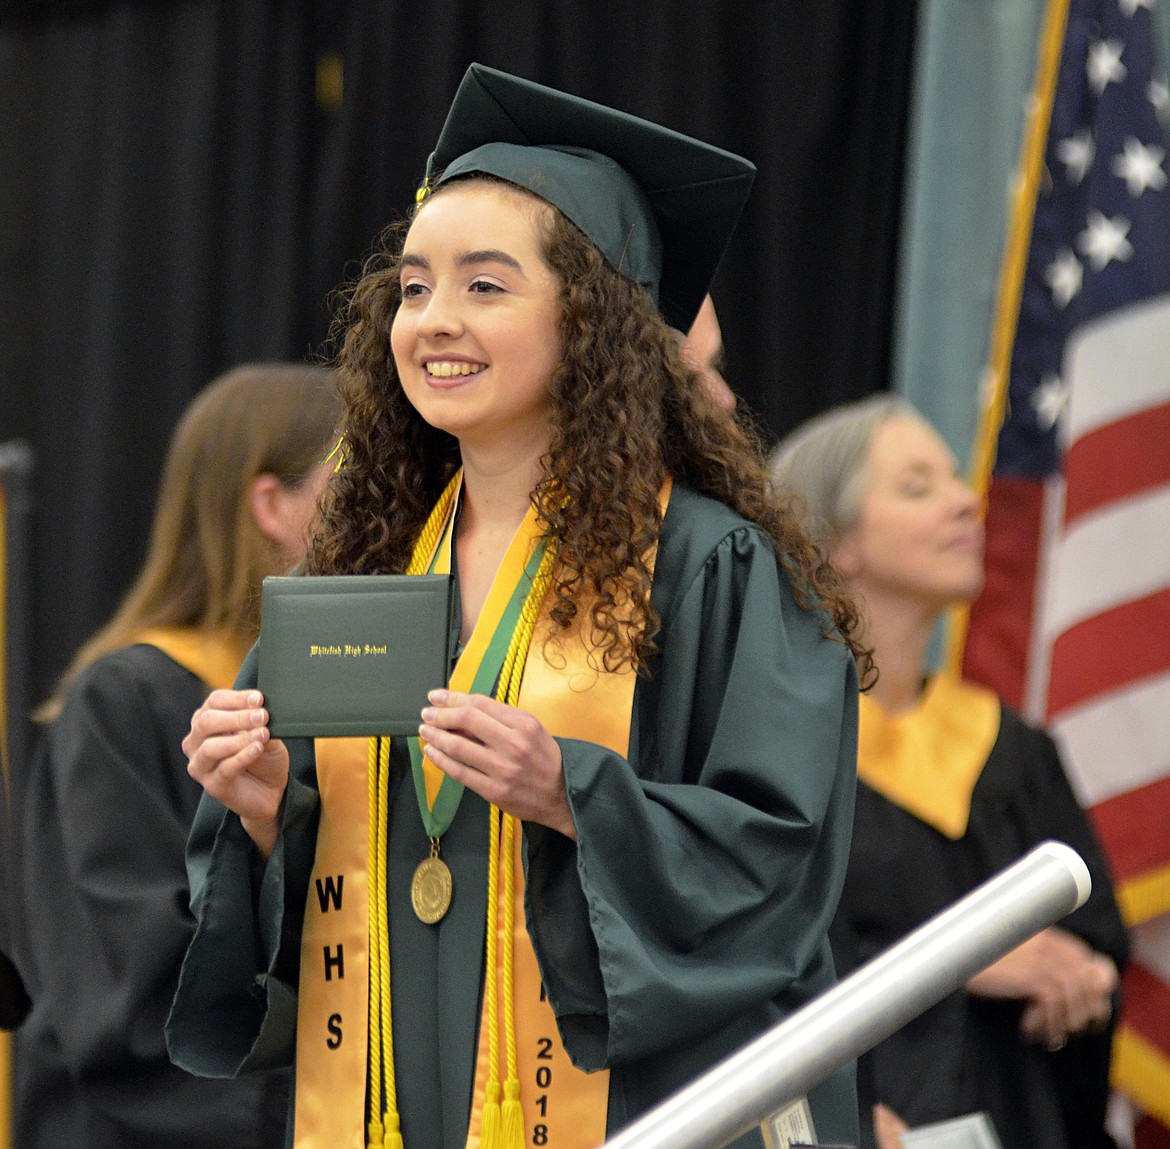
left=481, top=1080, right=503, bottom=1149
left=480, top=800, right=504, bottom=1149
left=501, top=1078, right=525, bottom=1149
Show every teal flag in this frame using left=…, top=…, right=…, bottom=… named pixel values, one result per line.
left=893, top=0, right=1046, bottom=469
left=895, top=0, right=1170, bottom=1136
left=894, top=0, right=1170, bottom=471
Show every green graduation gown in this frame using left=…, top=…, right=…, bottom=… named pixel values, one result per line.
left=167, top=484, right=861, bottom=1148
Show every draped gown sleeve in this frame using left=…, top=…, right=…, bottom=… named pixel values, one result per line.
left=167, top=644, right=321, bottom=1078
left=523, top=486, right=861, bottom=1144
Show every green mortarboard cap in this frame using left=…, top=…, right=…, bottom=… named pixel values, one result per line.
left=422, top=64, right=756, bottom=332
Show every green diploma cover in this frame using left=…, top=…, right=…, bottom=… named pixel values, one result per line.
left=257, top=573, right=454, bottom=737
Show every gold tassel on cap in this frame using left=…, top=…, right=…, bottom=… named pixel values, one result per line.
left=322, top=434, right=347, bottom=474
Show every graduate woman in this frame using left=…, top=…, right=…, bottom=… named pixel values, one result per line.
left=14, top=363, right=339, bottom=1147
left=168, top=66, right=867, bottom=1149
left=771, top=395, right=1129, bottom=1149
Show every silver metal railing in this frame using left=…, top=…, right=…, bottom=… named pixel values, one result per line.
left=601, top=841, right=1091, bottom=1149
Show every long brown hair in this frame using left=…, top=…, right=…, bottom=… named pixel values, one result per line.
left=308, top=180, right=870, bottom=678
left=38, top=363, right=341, bottom=720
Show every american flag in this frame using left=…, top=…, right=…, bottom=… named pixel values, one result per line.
left=959, top=0, right=1170, bottom=1136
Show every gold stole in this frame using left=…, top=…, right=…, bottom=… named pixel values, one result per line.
left=295, top=481, right=669, bottom=1149
left=131, top=627, right=252, bottom=691
left=462, top=606, right=632, bottom=1149
left=857, top=674, right=1001, bottom=839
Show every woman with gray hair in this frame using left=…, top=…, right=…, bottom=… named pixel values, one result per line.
left=770, top=395, right=1129, bottom=1149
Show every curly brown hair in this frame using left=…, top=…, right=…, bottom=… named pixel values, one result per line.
left=306, top=179, right=872, bottom=683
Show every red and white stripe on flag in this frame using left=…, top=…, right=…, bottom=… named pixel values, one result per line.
left=957, top=0, right=1170, bottom=1129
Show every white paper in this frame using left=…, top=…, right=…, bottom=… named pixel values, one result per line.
left=898, top=1112, right=1005, bottom=1149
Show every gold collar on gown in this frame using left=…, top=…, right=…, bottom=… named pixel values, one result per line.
left=131, top=627, right=252, bottom=691
left=857, top=674, right=1001, bottom=839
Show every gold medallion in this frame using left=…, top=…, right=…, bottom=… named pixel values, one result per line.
left=411, top=844, right=453, bottom=924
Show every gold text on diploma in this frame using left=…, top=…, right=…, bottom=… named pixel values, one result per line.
left=308, top=643, right=389, bottom=657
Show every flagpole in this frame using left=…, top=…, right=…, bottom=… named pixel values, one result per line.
left=945, top=0, right=1072, bottom=675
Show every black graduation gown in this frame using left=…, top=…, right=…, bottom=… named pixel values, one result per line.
left=0, top=744, right=31, bottom=1031
left=12, top=644, right=289, bottom=1148
left=168, top=485, right=862, bottom=1148
left=831, top=703, right=1130, bottom=1149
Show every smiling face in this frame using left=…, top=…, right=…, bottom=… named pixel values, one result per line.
left=390, top=180, right=563, bottom=456
left=832, top=414, right=985, bottom=613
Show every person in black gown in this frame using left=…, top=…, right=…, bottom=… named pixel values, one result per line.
left=12, top=363, right=339, bottom=1148
left=771, top=394, right=1130, bottom=1149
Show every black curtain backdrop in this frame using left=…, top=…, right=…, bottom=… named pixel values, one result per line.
left=0, top=0, right=914, bottom=723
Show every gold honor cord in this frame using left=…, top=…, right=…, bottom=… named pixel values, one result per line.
left=132, top=628, right=253, bottom=693
left=480, top=545, right=557, bottom=1149
left=365, top=471, right=557, bottom=1149
left=367, top=736, right=399, bottom=1149
left=366, top=473, right=459, bottom=1149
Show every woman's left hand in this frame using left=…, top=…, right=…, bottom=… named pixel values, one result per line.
left=419, top=689, right=576, bottom=839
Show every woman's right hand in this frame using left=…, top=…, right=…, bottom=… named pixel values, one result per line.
left=965, top=926, right=1118, bottom=1050
left=184, top=689, right=289, bottom=858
